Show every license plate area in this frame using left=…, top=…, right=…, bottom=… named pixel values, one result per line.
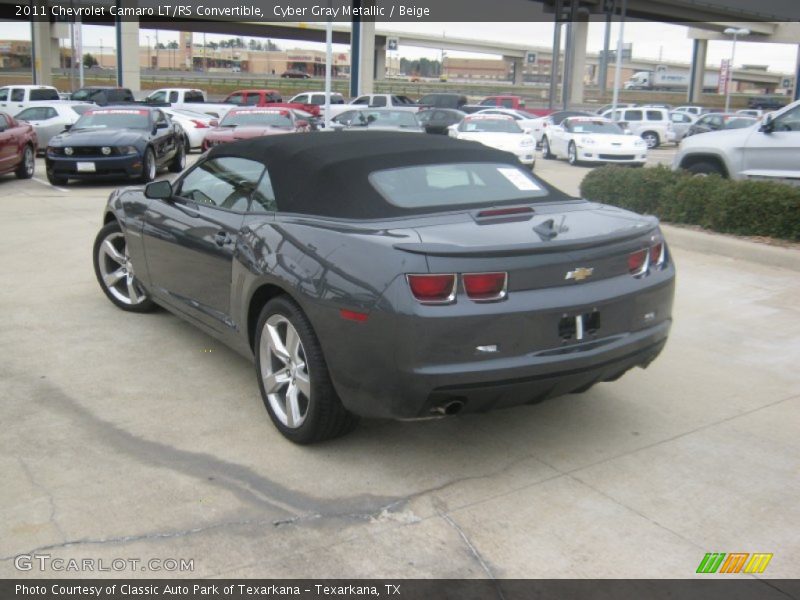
left=558, top=310, right=601, bottom=342
left=76, top=162, right=96, bottom=172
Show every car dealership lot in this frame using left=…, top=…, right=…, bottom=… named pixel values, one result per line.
left=1, top=153, right=799, bottom=580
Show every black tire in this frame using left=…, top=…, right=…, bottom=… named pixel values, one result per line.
left=139, top=147, right=156, bottom=183
left=184, top=136, right=192, bottom=155
left=46, top=169, right=68, bottom=186
left=685, top=161, right=725, bottom=177
left=541, top=136, right=554, bottom=159
left=641, top=131, right=660, bottom=149
left=567, top=141, right=579, bottom=166
left=92, top=221, right=156, bottom=313
left=15, top=145, right=35, bottom=179
left=169, top=141, right=186, bottom=173
left=255, top=296, right=358, bottom=444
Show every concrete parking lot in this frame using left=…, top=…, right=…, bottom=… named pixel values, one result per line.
left=1, top=150, right=799, bottom=580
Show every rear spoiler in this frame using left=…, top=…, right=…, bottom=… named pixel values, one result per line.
left=393, top=223, right=658, bottom=257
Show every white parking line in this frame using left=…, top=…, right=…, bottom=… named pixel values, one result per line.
left=32, top=177, right=69, bottom=193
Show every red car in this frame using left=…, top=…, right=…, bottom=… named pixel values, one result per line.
left=202, top=107, right=311, bottom=150
left=0, top=111, right=36, bottom=180
left=223, top=89, right=321, bottom=117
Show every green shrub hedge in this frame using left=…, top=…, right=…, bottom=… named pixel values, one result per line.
left=579, top=165, right=800, bottom=241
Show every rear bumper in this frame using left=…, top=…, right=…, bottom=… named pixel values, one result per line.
left=326, top=269, right=675, bottom=419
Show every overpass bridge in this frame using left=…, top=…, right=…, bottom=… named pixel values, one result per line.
left=16, top=0, right=800, bottom=104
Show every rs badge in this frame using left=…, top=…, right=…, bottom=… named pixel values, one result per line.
left=565, top=267, right=594, bottom=281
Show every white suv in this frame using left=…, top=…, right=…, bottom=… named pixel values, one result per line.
left=601, top=106, right=675, bottom=148
left=673, top=99, right=800, bottom=182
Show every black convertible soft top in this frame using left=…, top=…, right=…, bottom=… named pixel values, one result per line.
left=207, top=131, right=567, bottom=219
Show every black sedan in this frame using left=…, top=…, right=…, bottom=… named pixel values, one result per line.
left=93, top=132, right=675, bottom=444
left=46, top=106, right=185, bottom=185
left=417, top=108, right=467, bottom=134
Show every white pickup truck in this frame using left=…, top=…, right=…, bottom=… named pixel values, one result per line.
left=325, top=93, right=420, bottom=119
left=0, top=85, right=61, bottom=114
left=141, top=88, right=235, bottom=119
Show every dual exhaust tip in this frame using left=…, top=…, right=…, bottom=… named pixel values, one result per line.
left=430, top=399, right=465, bottom=416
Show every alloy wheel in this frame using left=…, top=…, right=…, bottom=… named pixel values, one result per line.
left=24, top=147, right=34, bottom=176
left=96, top=231, right=148, bottom=306
left=260, top=315, right=311, bottom=429
left=147, top=154, right=156, bottom=180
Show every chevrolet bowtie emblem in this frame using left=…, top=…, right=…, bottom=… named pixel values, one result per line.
left=565, top=267, right=594, bottom=281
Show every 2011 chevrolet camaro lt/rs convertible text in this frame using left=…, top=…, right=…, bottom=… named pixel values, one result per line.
left=92, top=131, right=675, bottom=443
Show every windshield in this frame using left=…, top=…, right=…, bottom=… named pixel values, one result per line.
left=725, top=117, right=757, bottom=129
left=220, top=109, right=293, bottom=128
left=341, top=110, right=419, bottom=128
left=73, top=109, right=150, bottom=130
left=460, top=118, right=522, bottom=133
left=566, top=120, right=624, bottom=134
left=71, top=89, right=101, bottom=101
left=369, top=162, right=548, bottom=209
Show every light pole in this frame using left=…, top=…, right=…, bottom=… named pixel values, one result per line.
left=723, top=27, right=749, bottom=112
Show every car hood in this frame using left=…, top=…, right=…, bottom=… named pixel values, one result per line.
left=49, top=128, right=146, bottom=147
left=206, top=126, right=293, bottom=141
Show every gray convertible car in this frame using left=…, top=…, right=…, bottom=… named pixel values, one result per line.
left=93, top=132, right=675, bottom=444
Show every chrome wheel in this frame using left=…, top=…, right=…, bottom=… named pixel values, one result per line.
left=96, top=231, right=148, bottom=306
left=23, top=147, right=34, bottom=176
left=147, top=152, right=156, bottom=180
left=642, top=132, right=659, bottom=149
left=259, top=315, right=310, bottom=429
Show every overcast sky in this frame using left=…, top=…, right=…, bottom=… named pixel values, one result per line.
left=0, top=20, right=797, bottom=73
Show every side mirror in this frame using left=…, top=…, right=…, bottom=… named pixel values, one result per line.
left=144, top=180, right=172, bottom=200
left=208, top=119, right=219, bottom=127
left=156, top=121, right=169, bottom=129
left=63, top=124, right=72, bottom=131
left=759, top=114, right=775, bottom=133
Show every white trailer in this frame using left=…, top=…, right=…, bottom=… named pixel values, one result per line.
left=625, top=67, right=719, bottom=92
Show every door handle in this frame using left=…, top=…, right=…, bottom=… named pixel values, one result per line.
left=214, top=231, right=232, bottom=247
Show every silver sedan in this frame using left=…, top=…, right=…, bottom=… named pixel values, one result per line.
left=14, top=102, right=93, bottom=151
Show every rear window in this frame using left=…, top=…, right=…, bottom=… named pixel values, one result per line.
left=30, top=88, right=59, bottom=101
left=184, top=91, right=204, bottom=102
left=369, top=162, right=548, bottom=210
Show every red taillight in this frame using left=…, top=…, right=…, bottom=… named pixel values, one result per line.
left=628, top=248, right=649, bottom=276
left=463, top=272, right=507, bottom=302
left=191, top=119, right=208, bottom=128
left=406, top=274, right=456, bottom=304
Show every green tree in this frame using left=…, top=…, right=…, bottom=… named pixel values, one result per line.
left=83, top=53, right=98, bottom=68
